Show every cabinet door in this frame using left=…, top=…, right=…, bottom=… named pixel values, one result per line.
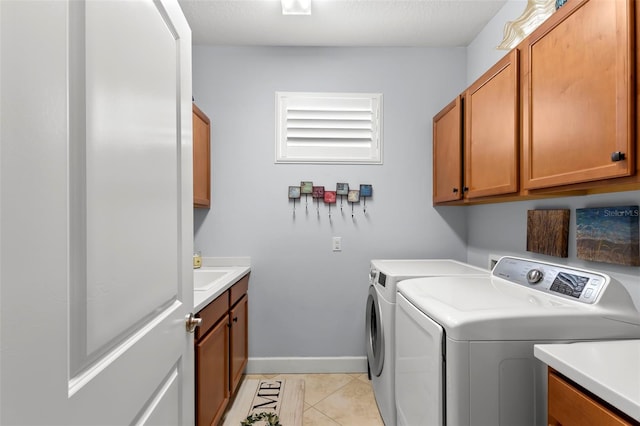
left=193, top=103, right=211, bottom=208
left=229, top=294, right=248, bottom=394
left=433, top=97, right=463, bottom=203
left=548, top=370, right=634, bottom=426
left=196, top=318, right=229, bottom=426
left=464, top=49, right=519, bottom=199
left=522, top=0, right=634, bottom=189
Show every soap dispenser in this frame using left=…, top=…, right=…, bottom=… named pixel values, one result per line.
left=193, top=251, right=202, bottom=269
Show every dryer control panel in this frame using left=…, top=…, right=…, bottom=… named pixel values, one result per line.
left=492, top=257, right=608, bottom=304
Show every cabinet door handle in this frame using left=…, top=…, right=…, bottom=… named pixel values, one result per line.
left=462, top=187, right=469, bottom=193
left=452, top=188, right=459, bottom=193
left=611, top=151, right=626, bottom=162
left=232, top=316, right=238, bottom=323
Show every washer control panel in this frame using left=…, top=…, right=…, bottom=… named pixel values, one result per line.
left=492, top=257, right=608, bottom=304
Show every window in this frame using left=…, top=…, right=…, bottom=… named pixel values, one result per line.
left=275, top=92, right=383, bottom=164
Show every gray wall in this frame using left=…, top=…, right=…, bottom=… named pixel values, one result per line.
left=466, top=0, right=527, bottom=84
left=193, top=47, right=469, bottom=361
left=465, top=0, right=640, bottom=307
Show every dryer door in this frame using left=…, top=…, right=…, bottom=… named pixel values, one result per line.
left=396, top=293, right=444, bottom=426
left=365, top=285, right=384, bottom=377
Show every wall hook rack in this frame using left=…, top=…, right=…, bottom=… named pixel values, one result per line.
left=288, top=182, right=372, bottom=220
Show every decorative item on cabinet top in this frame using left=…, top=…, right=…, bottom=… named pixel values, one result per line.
left=497, top=0, right=555, bottom=50
left=288, top=181, right=372, bottom=219
left=555, top=0, right=567, bottom=10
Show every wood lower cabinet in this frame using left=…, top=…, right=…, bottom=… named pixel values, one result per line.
left=547, top=369, right=636, bottom=426
left=196, top=317, right=229, bottom=426
left=193, top=103, right=211, bottom=208
left=229, top=294, right=248, bottom=394
left=522, top=0, right=635, bottom=190
left=195, top=275, right=249, bottom=426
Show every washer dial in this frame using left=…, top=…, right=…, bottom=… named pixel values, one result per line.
left=526, top=269, right=544, bottom=284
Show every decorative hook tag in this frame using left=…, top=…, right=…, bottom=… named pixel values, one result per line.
left=312, top=186, right=325, bottom=217
left=300, top=181, right=313, bottom=213
left=336, top=183, right=349, bottom=213
left=360, top=184, right=372, bottom=214
left=288, top=186, right=301, bottom=217
left=347, top=190, right=360, bottom=218
left=324, top=191, right=336, bottom=218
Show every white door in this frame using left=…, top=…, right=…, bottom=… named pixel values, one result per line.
left=0, top=0, right=195, bottom=424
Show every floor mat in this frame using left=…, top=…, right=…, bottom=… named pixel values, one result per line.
left=222, top=378, right=304, bottom=425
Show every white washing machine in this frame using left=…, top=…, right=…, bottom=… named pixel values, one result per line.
left=365, top=259, right=489, bottom=426
left=395, top=256, right=640, bottom=426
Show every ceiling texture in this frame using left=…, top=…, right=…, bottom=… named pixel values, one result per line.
left=178, top=0, right=509, bottom=47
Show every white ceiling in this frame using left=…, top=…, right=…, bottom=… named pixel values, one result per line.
left=178, top=0, right=508, bottom=47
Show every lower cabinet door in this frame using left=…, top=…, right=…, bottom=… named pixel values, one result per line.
left=229, top=294, right=248, bottom=394
left=196, top=318, right=230, bottom=426
left=548, top=370, right=634, bottom=426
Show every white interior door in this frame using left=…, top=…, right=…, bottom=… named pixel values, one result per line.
left=0, top=0, right=194, bottom=424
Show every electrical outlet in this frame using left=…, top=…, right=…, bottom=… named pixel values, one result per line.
left=332, top=237, right=342, bottom=252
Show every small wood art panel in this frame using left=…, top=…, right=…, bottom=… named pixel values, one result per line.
left=527, top=209, right=570, bottom=258
left=576, top=206, right=639, bottom=266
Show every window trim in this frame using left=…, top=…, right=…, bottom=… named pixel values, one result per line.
left=275, top=91, right=383, bottom=164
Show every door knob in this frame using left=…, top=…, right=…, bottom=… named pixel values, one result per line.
left=185, top=313, right=202, bottom=333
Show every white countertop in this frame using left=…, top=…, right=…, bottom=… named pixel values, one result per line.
left=193, top=257, right=251, bottom=312
left=535, top=340, right=640, bottom=421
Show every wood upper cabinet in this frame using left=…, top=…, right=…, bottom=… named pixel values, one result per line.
left=464, top=49, right=519, bottom=199
left=433, top=97, right=463, bottom=203
left=547, top=369, right=636, bottom=426
left=433, top=49, right=519, bottom=205
left=193, top=103, right=211, bottom=208
left=522, top=0, right=635, bottom=190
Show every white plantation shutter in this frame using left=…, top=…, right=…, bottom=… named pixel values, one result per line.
left=276, top=92, right=383, bottom=164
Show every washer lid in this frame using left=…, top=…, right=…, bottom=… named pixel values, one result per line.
left=397, top=276, right=640, bottom=341
left=370, top=259, right=488, bottom=279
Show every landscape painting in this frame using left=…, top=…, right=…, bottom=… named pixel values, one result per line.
left=576, top=206, right=640, bottom=266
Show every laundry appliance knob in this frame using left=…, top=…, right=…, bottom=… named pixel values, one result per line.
left=526, top=269, right=544, bottom=284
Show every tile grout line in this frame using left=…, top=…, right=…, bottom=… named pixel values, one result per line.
left=305, top=374, right=358, bottom=408
left=305, top=374, right=361, bottom=426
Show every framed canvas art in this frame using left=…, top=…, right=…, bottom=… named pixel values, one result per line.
left=576, top=206, right=639, bottom=266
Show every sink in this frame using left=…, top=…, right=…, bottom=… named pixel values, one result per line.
left=194, top=268, right=234, bottom=291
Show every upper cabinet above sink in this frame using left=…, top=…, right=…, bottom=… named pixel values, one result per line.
left=193, top=103, right=211, bottom=208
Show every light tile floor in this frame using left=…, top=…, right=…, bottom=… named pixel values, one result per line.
left=243, top=373, right=384, bottom=426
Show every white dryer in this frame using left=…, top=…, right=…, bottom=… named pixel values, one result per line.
left=395, top=256, right=640, bottom=426
left=365, top=259, right=488, bottom=426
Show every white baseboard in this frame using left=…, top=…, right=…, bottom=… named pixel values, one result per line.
left=245, top=356, right=368, bottom=374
